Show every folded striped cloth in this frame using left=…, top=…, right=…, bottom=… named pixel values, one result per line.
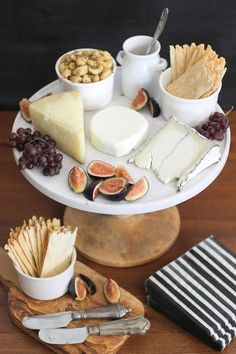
left=145, top=236, right=236, bottom=351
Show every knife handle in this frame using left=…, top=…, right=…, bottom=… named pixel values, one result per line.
left=89, top=316, right=150, bottom=336
left=75, top=304, right=132, bottom=320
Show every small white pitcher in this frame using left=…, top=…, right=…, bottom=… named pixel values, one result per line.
left=116, top=35, right=167, bottom=100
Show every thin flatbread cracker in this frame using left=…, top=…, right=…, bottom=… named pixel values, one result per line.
left=196, top=44, right=205, bottom=62
left=166, top=57, right=213, bottom=99
left=186, top=42, right=196, bottom=70
left=184, top=44, right=191, bottom=70
left=22, top=228, right=33, bottom=255
left=7, top=242, right=30, bottom=275
left=11, top=239, right=36, bottom=276
left=188, top=42, right=199, bottom=68
left=175, top=45, right=186, bottom=79
left=36, top=223, right=43, bottom=272
left=27, top=226, right=39, bottom=270
left=4, top=244, right=24, bottom=272
left=170, top=45, right=177, bottom=82
left=39, top=222, right=47, bottom=259
left=18, top=231, right=38, bottom=275
left=200, top=68, right=226, bottom=98
left=41, top=228, right=77, bottom=278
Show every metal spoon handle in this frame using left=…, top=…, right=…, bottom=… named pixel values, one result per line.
left=146, top=7, right=169, bottom=55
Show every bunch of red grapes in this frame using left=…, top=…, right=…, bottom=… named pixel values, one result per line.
left=8, top=127, right=63, bottom=176
left=195, top=111, right=229, bottom=141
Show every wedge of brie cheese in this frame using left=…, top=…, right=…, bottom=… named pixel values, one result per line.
left=130, top=117, right=221, bottom=190
left=29, top=91, right=85, bottom=162
left=90, top=106, right=148, bottom=157
left=129, top=118, right=188, bottom=171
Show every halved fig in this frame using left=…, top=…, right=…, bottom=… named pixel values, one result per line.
left=19, top=93, right=52, bottom=123
left=147, top=97, right=161, bottom=117
left=87, top=160, right=115, bottom=178
left=99, top=177, right=128, bottom=201
left=19, top=98, right=31, bottom=122
left=125, top=176, right=149, bottom=201
left=84, top=179, right=103, bottom=201
left=115, top=165, right=134, bottom=185
left=68, top=276, right=87, bottom=301
left=104, top=278, right=120, bottom=304
left=131, top=88, right=149, bottom=110
left=79, top=273, right=97, bottom=295
left=68, top=166, right=87, bottom=193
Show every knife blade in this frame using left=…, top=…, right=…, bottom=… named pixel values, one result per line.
left=38, top=316, right=150, bottom=344
left=22, top=303, right=132, bottom=329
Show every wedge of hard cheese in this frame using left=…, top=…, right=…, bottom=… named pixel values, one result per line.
left=130, top=117, right=221, bottom=190
left=29, top=91, right=85, bottom=162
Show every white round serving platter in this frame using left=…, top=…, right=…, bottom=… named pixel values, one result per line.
left=12, top=68, right=230, bottom=215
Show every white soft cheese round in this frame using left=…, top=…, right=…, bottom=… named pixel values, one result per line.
left=90, top=106, right=148, bottom=157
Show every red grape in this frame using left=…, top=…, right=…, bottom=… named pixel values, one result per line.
left=207, top=126, right=215, bottom=135
left=8, top=127, right=63, bottom=176
left=18, top=162, right=26, bottom=170
left=9, top=132, right=17, bottom=141
left=195, top=111, right=229, bottom=141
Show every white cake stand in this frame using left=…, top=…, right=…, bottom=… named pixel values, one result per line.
left=12, top=70, right=230, bottom=267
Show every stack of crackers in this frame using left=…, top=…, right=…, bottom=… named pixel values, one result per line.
left=4, top=216, right=77, bottom=278
left=166, top=43, right=226, bottom=99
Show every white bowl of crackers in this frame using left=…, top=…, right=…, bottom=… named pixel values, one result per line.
left=158, top=43, right=226, bottom=127
left=55, top=48, right=116, bottom=111
left=5, top=216, right=77, bottom=300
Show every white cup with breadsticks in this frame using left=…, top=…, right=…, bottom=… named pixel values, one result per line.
left=158, top=43, right=226, bottom=127
left=4, top=216, right=77, bottom=300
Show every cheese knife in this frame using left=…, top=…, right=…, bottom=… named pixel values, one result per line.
left=39, top=316, right=150, bottom=344
left=22, top=304, right=132, bottom=330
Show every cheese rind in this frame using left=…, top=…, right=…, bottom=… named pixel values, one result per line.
left=29, top=91, right=85, bottom=162
left=176, top=145, right=221, bottom=190
left=90, top=106, right=148, bottom=157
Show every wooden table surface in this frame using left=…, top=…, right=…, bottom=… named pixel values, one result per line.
left=0, top=110, right=235, bottom=354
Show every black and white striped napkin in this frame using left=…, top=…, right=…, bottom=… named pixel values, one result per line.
left=145, top=236, right=236, bottom=351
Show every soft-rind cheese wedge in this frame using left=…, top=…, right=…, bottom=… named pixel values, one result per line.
left=129, top=119, right=189, bottom=171
left=90, top=106, right=148, bottom=157
left=176, top=143, right=221, bottom=190
left=158, top=130, right=220, bottom=184
left=130, top=117, right=221, bottom=190
left=29, top=91, right=85, bottom=162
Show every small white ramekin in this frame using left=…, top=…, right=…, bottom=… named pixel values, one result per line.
left=55, top=49, right=116, bottom=111
left=14, top=248, right=76, bottom=300
left=158, top=68, right=222, bottom=127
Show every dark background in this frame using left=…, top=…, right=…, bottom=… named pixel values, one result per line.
left=1, top=0, right=235, bottom=109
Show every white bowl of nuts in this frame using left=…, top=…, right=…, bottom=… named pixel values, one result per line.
left=55, top=48, right=116, bottom=110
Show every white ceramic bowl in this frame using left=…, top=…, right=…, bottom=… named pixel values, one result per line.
left=14, top=248, right=76, bottom=300
left=55, top=49, right=116, bottom=111
left=158, top=68, right=222, bottom=127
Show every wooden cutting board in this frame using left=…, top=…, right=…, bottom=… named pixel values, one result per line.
left=0, top=247, right=144, bottom=354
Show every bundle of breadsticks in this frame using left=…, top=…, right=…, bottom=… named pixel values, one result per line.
left=166, top=43, right=226, bottom=99
left=4, top=216, right=77, bottom=278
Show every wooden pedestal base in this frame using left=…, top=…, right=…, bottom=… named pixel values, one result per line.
left=64, top=207, right=180, bottom=267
